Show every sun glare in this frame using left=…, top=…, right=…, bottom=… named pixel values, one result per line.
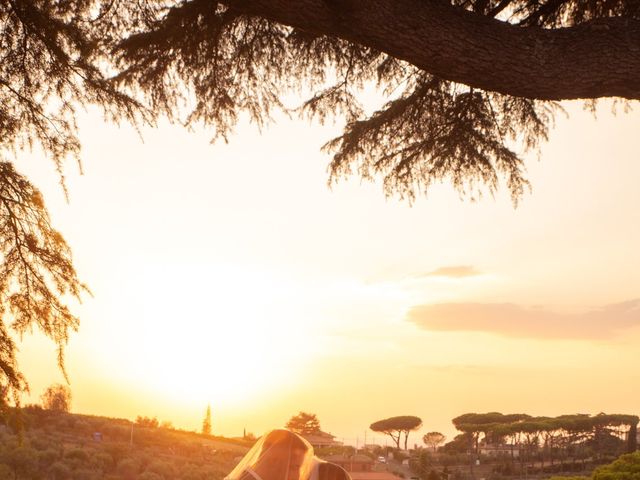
left=119, top=263, right=312, bottom=406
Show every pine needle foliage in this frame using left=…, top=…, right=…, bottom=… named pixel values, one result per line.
left=0, top=0, right=142, bottom=402
left=0, top=0, right=144, bottom=181
left=0, top=162, right=88, bottom=399
left=110, top=0, right=576, bottom=203
left=285, top=412, right=322, bottom=436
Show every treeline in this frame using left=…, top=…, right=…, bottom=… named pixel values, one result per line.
left=435, top=412, right=638, bottom=477
left=450, top=412, right=638, bottom=452
left=0, top=405, right=249, bottom=480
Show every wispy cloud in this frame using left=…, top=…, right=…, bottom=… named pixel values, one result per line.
left=409, top=364, right=504, bottom=375
left=420, top=266, right=481, bottom=279
left=407, top=299, right=640, bottom=340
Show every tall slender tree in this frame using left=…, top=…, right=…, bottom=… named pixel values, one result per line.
left=202, top=405, right=212, bottom=436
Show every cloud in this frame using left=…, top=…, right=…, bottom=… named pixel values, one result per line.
left=410, top=364, right=505, bottom=375
left=421, top=265, right=481, bottom=279
left=407, top=299, right=640, bottom=340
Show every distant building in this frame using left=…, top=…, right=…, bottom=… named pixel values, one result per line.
left=479, top=442, right=521, bottom=458
left=302, top=431, right=343, bottom=448
left=322, top=454, right=374, bottom=472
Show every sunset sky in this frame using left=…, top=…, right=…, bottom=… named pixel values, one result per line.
left=14, top=99, right=640, bottom=446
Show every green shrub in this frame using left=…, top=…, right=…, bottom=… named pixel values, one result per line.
left=38, top=448, right=60, bottom=468
left=117, top=458, right=140, bottom=479
left=92, top=451, right=114, bottom=472
left=50, top=461, right=72, bottom=480
left=139, top=472, right=164, bottom=480
left=73, top=467, right=101, bottom=480
left=65, top=448, right=90, bottom=462
left=593, top=452, right=640, bottom=480
left=2, top=446, right=38, bottom=478
left=146, top=460, right=176, bottom=478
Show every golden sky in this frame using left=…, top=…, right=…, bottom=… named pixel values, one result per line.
left=14, top=100, right=640, bottom=446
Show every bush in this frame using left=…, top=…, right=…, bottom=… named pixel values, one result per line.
left=104, top=443, right=129, bottom=465
left=428, top=470, right=441, bottom=480
left=92, top=452, right=114, bottom=472
left=29, top=435, right=50, bottom=450
left=146, top=460, right=176, bottom=478
left=394, top=449, right=410, bottom=461
left=50, top=461, right=72, bottom=480
left=73, top=467, right=101, bottom=480
left=592, top=452, right=640, bottom=480
left=139, top=472, right=164, bottom=480
left=38, top=448, right=60, bottom=468
left=136, top=416, right=159, bottom=428
left=65, top=448, right=90, bottom=462
left=181, top=463, right=205, bottom=480
left=2, top=446, right=38, bottom=478
left=117, top=458, right=140, bottom=479
left=73, top=419, right=92, bottom=434
left=102, top=423, right=130, bottom=440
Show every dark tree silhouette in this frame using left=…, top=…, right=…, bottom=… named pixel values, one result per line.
left=136, top=415, right=160, bottom=428
left=202, top=404, right=212, bottom=435
left=628, top=423, right=638, bottom=453
left=1, top=0, right=639, bottom=396
left=423, top=432, right=446, bottom=451
left=452, top=411, right=639, bottom=462
left=0, top=163, right=88, bottom=399
left=0, top=0, right=141, bottom=402
left=110, top=0, right=640, bottom=203
left=41, top=383, right=71, bottom=412
left=286, top=412, right=322, bottom=435
left=370, top=415, right=422, bottom=450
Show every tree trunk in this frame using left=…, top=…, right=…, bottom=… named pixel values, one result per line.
left=628, top=424, right=638, bottom=453
left=228, top=0, right=640, bottom=100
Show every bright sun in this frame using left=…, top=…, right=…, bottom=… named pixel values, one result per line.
left=119, top=262, right=312, bottom=406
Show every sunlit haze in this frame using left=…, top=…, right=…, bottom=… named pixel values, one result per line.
left=15, top=100, right=640, bottom=445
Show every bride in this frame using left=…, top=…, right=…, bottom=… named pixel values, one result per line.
left=225, top=429, right=351, bottom=480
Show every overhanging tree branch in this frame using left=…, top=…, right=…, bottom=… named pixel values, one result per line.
left=225, top=0, right=640, bottom=100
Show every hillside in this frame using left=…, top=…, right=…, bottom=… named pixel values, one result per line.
left=0, top=406, right=251, bottom=480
